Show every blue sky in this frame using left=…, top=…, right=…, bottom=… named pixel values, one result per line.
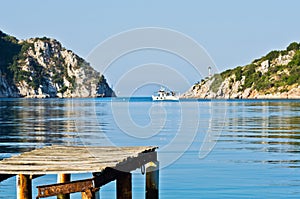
left=1, top=0, right=300, bottom=95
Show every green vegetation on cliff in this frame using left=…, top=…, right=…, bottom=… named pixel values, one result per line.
left=208, top=42, right=300, bottom=95
left=0, top=31, right=21, bottom=82
left=182, top=41, right=300, bottom=99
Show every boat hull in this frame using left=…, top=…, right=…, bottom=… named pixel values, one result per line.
left=152, top=95, right=179, bottom=101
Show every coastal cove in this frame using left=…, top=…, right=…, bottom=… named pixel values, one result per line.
left=1, top=1, right=300, bottom=198
left=0, top=98, right=299, bottom=198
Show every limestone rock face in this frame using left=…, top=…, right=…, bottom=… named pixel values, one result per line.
left=0, top=31, right=115, bottom=98
left=271, top=51, right=295, bottom=66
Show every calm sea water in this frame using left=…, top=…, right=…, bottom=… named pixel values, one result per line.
left=0, top=98, right=299, bottom=198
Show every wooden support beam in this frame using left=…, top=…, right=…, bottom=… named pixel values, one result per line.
left=116, top=172, right=132, bottom=199
left=37, top=178, right=94, bottom=198
left=146, top=161, right=159, bottom=199
left=17, top=174, right=32, bottom=199
left=57, top=174, right=71, bottom=199
left=93, top=168, right=120, bottom=188
left=116, top=151, right=158, bottom=173
left=93, top=151, right=158, bottom=188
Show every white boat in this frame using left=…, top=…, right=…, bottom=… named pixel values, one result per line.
left=152, top=88, right=179, bottom=101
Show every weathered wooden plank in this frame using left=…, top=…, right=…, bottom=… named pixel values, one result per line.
left=0, top=162, right=116, bottom=168
left=20, top=146, right=155, bottom=153
left=3, top=153, right=143, bottom=159
left=0, top=160, right=120, bottom=166
left=2, top=146, right=155, bottom=158
left=1, top=157, right=135, bottom=164
left=0, top=146, right=158, bottom=175
left=13, top=153, right=148, bottom=161
left=3, top=154, right=152, bottom=162
left=37, top=178, right=94, bottom=198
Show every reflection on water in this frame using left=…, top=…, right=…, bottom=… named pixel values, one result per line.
left=220, top=100, right=300, bottom=168
left=0, top=98, right=300, bottom=198
left=0, top=99, right=79, bottom=156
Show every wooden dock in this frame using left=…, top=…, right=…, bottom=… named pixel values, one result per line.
left=0, top=145, right=159, bottom=199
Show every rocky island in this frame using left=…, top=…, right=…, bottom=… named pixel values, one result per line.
left=182, top=42, right=300, bottom=99
left=0, top=31, right=115, bottom=98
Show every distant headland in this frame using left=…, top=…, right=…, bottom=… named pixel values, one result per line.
left=0, top=30, right=115, bottom=98
left=182, top=42, right=300, bottom=99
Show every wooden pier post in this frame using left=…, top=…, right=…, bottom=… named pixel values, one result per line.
left=57, top=174, right=71, bottom=199
left=17, top=174, right=32, bottom=199
left=81, top=188, right=99, bottom=199
left=146, top=161, right=159, bottom=199
left=116, top=172, right=132, bottom=199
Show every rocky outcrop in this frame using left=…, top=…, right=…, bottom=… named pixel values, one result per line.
left=182, top=42, right=300, bottom=99
left=183, top=76, right=300, bottom=99
left=0, top=70, right=19, bottom=97
left=0, top=31, right=115, bottom=98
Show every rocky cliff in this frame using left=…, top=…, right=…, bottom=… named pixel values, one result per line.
left=182, top=42, right=300, bottom=99
left=0, top=31, right=115, bottom=98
